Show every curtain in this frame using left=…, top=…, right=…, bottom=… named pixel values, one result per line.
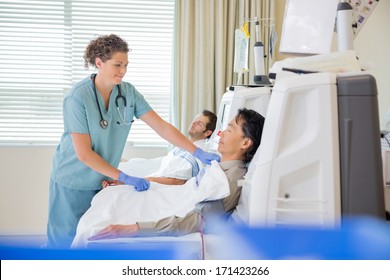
left=173, top=0, right=274, bottom=131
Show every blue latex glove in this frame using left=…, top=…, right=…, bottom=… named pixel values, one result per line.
left=193, top=147, right=221, bottom=165
left=118, top=171, right=150, bottom=191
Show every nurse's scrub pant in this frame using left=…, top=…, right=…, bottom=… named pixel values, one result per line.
left=46, top=179, right=99, bottom=249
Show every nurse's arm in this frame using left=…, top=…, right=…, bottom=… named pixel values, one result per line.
left=140, top=110, right=197, bottom=154
left=71, top=133, right=121, bottom=180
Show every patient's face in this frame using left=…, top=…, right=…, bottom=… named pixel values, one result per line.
left=188, top=114, right=209, bottom=139
left=218, top=118, right=246, bottom=159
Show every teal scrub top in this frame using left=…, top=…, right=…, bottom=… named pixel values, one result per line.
left=51, top=75, right=152, bottom=190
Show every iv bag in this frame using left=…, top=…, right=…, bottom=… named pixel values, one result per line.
left=233, top=28, right=249, bottom=74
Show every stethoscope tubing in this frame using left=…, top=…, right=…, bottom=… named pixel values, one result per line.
left=91, top=74, right=131, bottom=128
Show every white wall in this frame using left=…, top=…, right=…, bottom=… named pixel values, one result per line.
left=0, top=147, right=54, bottom=235
left=0, top=146, right=166, bottom=235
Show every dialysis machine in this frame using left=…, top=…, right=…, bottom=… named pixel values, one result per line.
left=238, top=0, right=385, bottom=227
left=214, top=70, right=385, bottom=228
left=241, top=71, right=385, bottom=228
left=211, top=0, right=385, bottom=228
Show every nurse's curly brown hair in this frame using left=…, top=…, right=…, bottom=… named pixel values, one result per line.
left=83, top=34, right=130, bottom=69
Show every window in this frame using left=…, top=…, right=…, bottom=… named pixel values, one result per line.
left=0, top=0, right=174, bottom=146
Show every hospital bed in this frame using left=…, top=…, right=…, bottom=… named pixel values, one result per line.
left=83, top=85, right=271, bottom=259
left=83, top=67, right=385, bottom=259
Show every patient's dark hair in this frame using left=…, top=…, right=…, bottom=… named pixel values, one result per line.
left=202, top=109, right=217, bottom=139
left=235, top=108, right=265, bottom=163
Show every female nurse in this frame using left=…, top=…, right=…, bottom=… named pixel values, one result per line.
left=46, top=34, right=219, bottom=248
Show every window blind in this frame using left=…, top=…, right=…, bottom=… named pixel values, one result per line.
left=0, top=0, right=174, bottom=146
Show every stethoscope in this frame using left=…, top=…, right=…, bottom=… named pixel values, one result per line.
left=91, top=74, right=132, bottom=129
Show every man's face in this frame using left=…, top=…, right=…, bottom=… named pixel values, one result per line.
left=217, top=117, right=247, bottom=158
left=188, top=114, right=209, bottom=139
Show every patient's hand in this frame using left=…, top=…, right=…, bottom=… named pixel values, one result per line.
left=145, top=176, right=186, bottom=185
left=102, top=180, right=123, bottom=188
left=88, top=224, right=140, bottom=240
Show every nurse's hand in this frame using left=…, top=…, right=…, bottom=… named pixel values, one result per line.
left=118, top=171, right=150, bottom=191
left=193, top=148, right=221, bottom=165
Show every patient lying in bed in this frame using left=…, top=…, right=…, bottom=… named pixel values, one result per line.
left=118, top=109, right=217, bottom=185
left=71, top=108, right=264, bottom=247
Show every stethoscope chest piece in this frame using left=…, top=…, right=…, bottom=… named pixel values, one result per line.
left=99, top=119, right=108, bottom=129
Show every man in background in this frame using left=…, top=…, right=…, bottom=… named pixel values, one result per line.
left=105, top=109, right=218, bottom=186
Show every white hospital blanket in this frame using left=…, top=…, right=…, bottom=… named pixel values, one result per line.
left=119, top=157, right=164, bottom=178
left=71, top=161, right=229, bottom=248
left=147, top=148, right=201, bottom=179
left=119, top=152, right=201, bottom=180
left=119, top=139, right=209, bottom=180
